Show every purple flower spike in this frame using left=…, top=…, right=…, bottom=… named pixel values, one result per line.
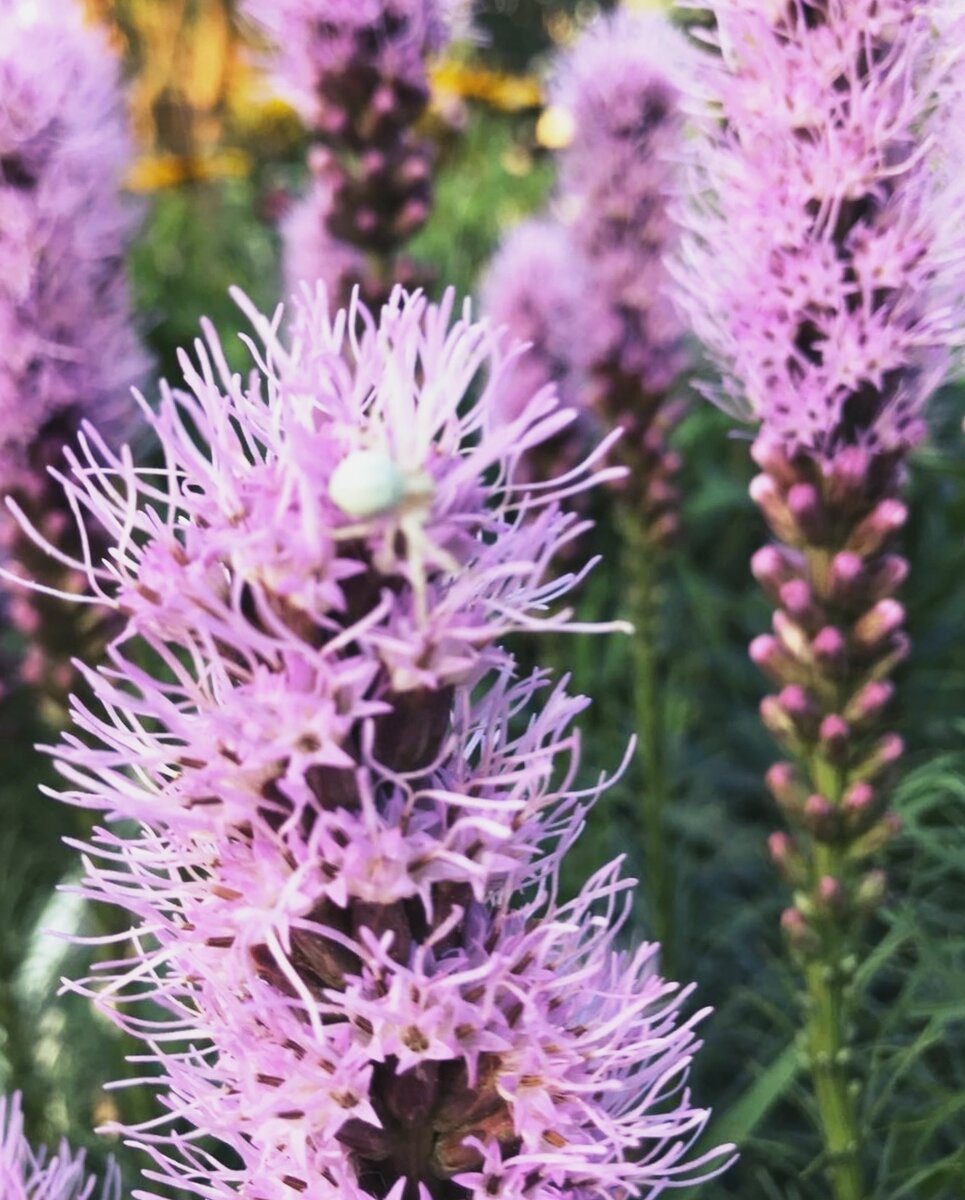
left=554, top=10, right=692, bottom=397
left=551, top=9, right=692, bottom=543
left=0, top=0, right=145, bottom=715
left=678, top=0, right=965, bottom=460
left=0, top=1092, right=119, bottom=1200
left=31, top=288, right=732, bottom=1198
left=242, top=0, right=459, bottom=128
left=677, top=3, right=965, bottom=1192
left=243, top=0, right=463, bottom=306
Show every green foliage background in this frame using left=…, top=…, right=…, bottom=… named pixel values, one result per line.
left=1, top=2, right=963, bottom=1197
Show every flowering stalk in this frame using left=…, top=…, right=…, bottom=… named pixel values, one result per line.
left=677, top=2, right=964, bottom=1193
left=31, top=288, right=734, bottom=1198
left=0, top=0, right=145, bottom=721
left=0, top=1092, right=119, bottom=1200
left=242, top=0, right=456, bottom=307
left=553, top=12, right=692, bottom=960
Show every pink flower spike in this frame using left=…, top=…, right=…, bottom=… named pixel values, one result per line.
left=23, top=286, right=732, bottom=1198
left=677, top=0, right=965, bottom=458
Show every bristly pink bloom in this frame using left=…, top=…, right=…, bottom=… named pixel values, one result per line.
left=676, top=3, right=964, bottom=1191
left=0, top=0, right=145, bottom=711
left=37, top=288, right=733, bottom=1198
left=553, top=9, right=691, bottom=395
left=548, top=9, right=692, bottom=544
left=677, top=0, right=965, bottom=460
left=0, top=1092, right=120, bottom=1200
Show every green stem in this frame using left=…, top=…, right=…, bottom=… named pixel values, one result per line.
left=803, top=777, right=865, bottom=1200
left=620, top=511, right=674, bottom=967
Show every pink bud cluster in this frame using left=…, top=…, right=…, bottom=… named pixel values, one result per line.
left=0, top=1092, right=119, bottom=1200
left=243, top=0, right=458, bottom=308
left=482, top=12, right=689, bottom=545
left=44, top=288, right=732, bottom=1199
left=749, top=438, right=907, bottom=951
left=0, top=0, right=145, bottom=714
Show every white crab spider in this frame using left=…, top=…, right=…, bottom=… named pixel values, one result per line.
left=328, top=446, right=460, bottom=621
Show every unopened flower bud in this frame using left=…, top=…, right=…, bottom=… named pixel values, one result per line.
left=779, top=684, right=819, bottom=738
left=773, top=609, right=811, bottom=663
left=319, top=106, right=349, bottom=138
left=852, top=599, right=904, bottom=652
left=751, top=545, right=796, bottom=598
left=854, top=869, right=887, bottom=911
left=765, top=760, right=806, bottom=815
left=307, top=144, right=338, bottom=176
left=848, top=813, right=902, bottom=860
left=787, top=482, right=827, bottom=544
left=768, top=832, right=805, bottom=884
left=760, top=694, right=797, bottom=742
left=844, top=680, right=893, bottom=727
left=846, top=499, right=907, bottom=556
left=852, top=732, right=904, bottom=782
left=750, top=634, right=797, bottom=683
left=827, top=551, right=865, bottom=606
left=751, top=435, right=797, bottom=487
left=355, top=208, right=379, bottom=236
left=825, top=445, right=872, bottom=509
left=803, top=793, right=838, bottom=841
left=750, top=474, right=800, bottom=544
left=812, top=625, right=848, bottom=673
left=841, top=781, right=879, bottom=836
left=371, top=84, right=398, bottom=118
left=781, top=907, right=820, bottom=959
left=866, top=632, right=911, bottom=682
left=361, top=149, right=387, bottom=178
left=393, top=197, right=430, bottom=238
left=815, top=874, right=846, bottom=915
left=866, top=554, right=909, bottom=601
left=779, top=578, right=818, bottom=624
left=399, top=154, right=431, bottom=186
left=646, top=476, right=679, bottom=509
left=818, top=714, right=850, bottom=762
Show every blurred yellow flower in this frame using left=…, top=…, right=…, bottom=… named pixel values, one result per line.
left=127, top=147, right=251, bottom=192
left=429, top=60, right=542, bottom=113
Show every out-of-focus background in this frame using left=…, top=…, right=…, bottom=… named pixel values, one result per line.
left=2, top=2, right=964, bottom=1197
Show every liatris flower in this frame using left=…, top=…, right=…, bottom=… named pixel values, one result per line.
left=480, top=218, right=593, bottom=485
left=553, top=9, right=691, bottom=545
left=526, top=12, right=695, bottom=967
left=0, top=1092, right=120, bottom=1200
left=0, top=0, right=145, bottom=718
left=243, top=0, right=458, bottom=307
left=677, top=2, right=965, bottom=1193
left=36, top=287, right=731, bottom=1198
